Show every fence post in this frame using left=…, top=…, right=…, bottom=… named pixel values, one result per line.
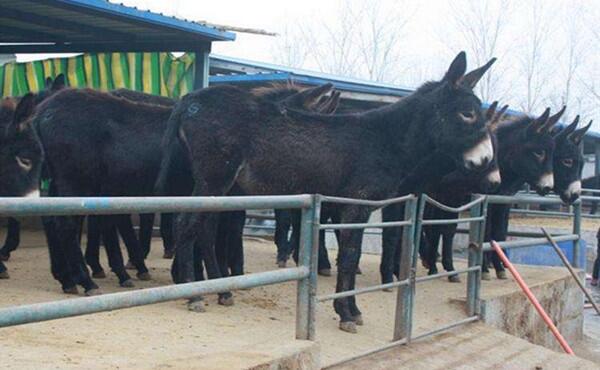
left=572, top=201, right=582, bottom=269
left=296, top=194, right=320, bottom=340
left=393, top=195, right=421, bottom=342
left=467, top=195, right=486, bottom=317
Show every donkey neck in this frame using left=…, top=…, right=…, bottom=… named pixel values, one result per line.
left=496, top=126, right=527, bottom=195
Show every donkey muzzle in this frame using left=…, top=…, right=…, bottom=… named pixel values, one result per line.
left=463, top=136, right=494, bottom=171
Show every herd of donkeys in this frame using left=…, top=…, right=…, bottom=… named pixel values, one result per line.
left=0, top=52, right=593, bottom=333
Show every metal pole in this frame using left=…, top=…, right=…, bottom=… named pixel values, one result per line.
left=393, top=196, right=418, bottom=341
left=467, top=195, right=485, bottom=316
left=194, top=47, right=210, bottom=89
left=541, top=228, right=600, bottom=316
left=572, top=201, right=582, bottom=268
left=295, top=195, right=318, bottom=340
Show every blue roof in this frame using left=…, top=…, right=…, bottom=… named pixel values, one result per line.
left=0, top=0, right=235, bottom=53
left=209, top=54, right=413, bottom=97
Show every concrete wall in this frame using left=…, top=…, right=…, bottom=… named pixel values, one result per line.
left=481, top=271, right=584, bottom=351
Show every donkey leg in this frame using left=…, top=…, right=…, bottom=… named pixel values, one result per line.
left=380, top=204, right=402, bottom=285
left=116, top=214, right=150, bottom=280
left=0, top=261, right=7, bottom=279
left=85, top=216, right=105, bottom=278
left=334, top=206, right=369, bottom=333
left=0, top=218, right=20, bottom=261
left=227, top=210, right=246, bottom=276
left=274, top=209, right=292, bottom=267
left=139, top=213, right=154, bottom=258
left=441, top=227, right=460, bottom=282
left=290, top=211, right=301, bottom=265
left=424, top=228, right=439, bottom=275
left=160, top=213, right=175, bottom=259
left=57, top=215, right=99, bottom=294
left=100, top=216, right=133, bottom=287
left=318, top=229, right=332, bottom=276
left=215, top=213, right=230, bottom=277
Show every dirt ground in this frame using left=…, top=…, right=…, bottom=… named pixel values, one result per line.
left=510, top=215, right=598, bottom=231
left=0, top=230, right=590, bottom=369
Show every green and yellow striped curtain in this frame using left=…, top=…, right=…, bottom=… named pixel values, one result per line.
left=0, top=52, right=196, bottom=98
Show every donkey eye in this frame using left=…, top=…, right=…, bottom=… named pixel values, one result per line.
left=16, top=156, right=32, bottom=171
left=532, top=149, right=545, bottom=161
left=458, top=110, right=476, bottom=123
left=561, top=158, right=573, bottom=167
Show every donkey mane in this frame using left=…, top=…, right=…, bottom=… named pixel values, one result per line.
left=251, top=82, right=304, bottom=101
left=494, top=114, right=531, bottom=136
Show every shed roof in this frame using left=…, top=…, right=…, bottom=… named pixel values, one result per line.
left=0, top=0, right=236, bottom=53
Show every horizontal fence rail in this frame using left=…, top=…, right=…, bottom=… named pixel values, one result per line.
left=0, top=195, right=314, bottom=216
left=0, top=267, right=308, bottom=328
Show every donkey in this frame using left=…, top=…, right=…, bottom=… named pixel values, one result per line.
left=419, top=103, right=508, bottom=281
left=482, top=107, right=565, bottom=279
left=0, top=75, right=66, bottom=264
left=552, top=116, right=592, bottom=204
left=0, top=94, right=45, bottom=278
left=158, top=52, right=497, bottom=333
left=34, top=88, right=193, bottom=294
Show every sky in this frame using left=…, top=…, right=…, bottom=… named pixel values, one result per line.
left=15, top=0, right=600, bottom=133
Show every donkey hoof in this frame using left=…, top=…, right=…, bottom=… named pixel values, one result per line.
left=277, top=260, right=287, bottom=268
left=188, top=300, right=206, bottom=313
left=0, top=253, right=9, bottom=262
left=352, top=315, right=364, bottom=326
left=448, top=275, right=461, bottom=283
left=421, top=258, right=430, bottom=269
left=318, top=269, right=332, bottom=277
left=120, top=279, right=135, bottom=288
left=0, top=270, right=10, bottom=279
left=382, top=287, right=393, bottom=293
left=339, top=321, right=357, bottom=333
left=137, top=272, right=152, bottom=281
left=85, top=288, right=102, bottom=296
left=163, top=250, right=174, bottom=259
left=92, top=270, right=107, bottom=279
left=481, top=272, right=491, bottom=281
left=356, top=267, right=362, bottom=275
left=218, top=296, right=235, bottom=306
left=496, top=270, right=508, bottom=280
left=62, top=286, right=79, bottom=295
left=125, top=261, right=136, bottom=270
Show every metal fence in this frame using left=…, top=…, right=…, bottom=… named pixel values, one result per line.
left=0, top=192, right=586, bottom=367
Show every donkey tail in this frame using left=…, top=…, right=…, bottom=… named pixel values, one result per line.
left=154, top=108, right=184, bottom=196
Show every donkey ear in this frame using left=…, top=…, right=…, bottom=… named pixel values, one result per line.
left=51, top=74, right=66, bottom=91
left=461, top=58, right=497, bottom=89
left=485, top=101, right=499, bottom=121
left=292, top=83, right=334, bottom=109
left=489, top=104, right=509, bottom=132
left=319, top=90, right=341, bottom=114
left=443, top=51, right=467, bottom=87
left=528, top=107, right=551, bottom=135
left=11, top=93, right=36, bottom=134
left=554, top=115, right=579, bottom=139
left=568, top=120, right=592, bottom=145
left=45, top=77, right=53, bottom=89
left=541, top=105, right=566, bottom=133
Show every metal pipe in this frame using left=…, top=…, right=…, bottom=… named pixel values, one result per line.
left=319, top=194, right=415, bottom=207
left=414, top=266, right=480, bottom=284
left=410, top=316, right=479, bottom=342
left=467, top=197, right=485, bottom=317
left=420, top=216, right=484, bottom=226
left=490, top=241, right=574, bottom=355
left=541, top=228, right=600, bottom=316
left=322, top=338, right=408, bottom=369
left=316, top=279, right=410, bottom=302
left=295, top=195, right=317, bottom=341
left=572, top=202, right=582, bottom=268
left=486, top=194, right=580, bottom=206
left=319, top=220, right=411, bottom=230
left=0, top=267, right=308, bottom=328
left=423, top=194, right=485, bottom=213
left=481, top=234, right=578, bottom=252
left=0, top=195, right=313, bottom=217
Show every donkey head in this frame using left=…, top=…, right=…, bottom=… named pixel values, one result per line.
left=552, top=116, right=592, bottom=204
left=419, top=52, right=497, bottom=172
left=476, top=102, right=509, bottom=193
left=36, top=74, right=66, bottom=104
left=0, top=93, right=44, bottom=197
left=498, top=107, right=564, bottom=195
